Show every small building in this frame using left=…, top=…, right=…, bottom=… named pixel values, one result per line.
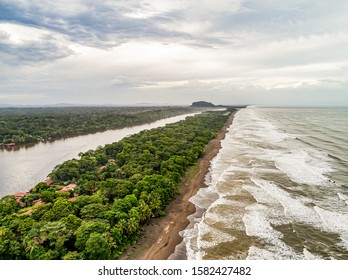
left=14, top=192, right=28, bottom=208
left=14, top=192, right=28, bottom=198
left=60, top=183, right=77, bottom=192
left=33, top=199, right=44, bottom=206
left=44, top=177, right=54, bottom=186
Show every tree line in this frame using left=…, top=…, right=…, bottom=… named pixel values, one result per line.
left=0, top=106, right=194, bottom=146
left=0, top=109, right=234, bottom=259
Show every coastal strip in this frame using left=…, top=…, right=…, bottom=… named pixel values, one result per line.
left=1, top=110, right=231, bottom=260
left=119, top=112, right=235, bottom=260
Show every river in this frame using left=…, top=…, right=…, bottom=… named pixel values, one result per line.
left=0, top=113, right=198, bottom=198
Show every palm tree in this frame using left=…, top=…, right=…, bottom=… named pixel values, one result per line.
left=126, top=217, right=139, bottom=235
left=22, top=237, right=40, bottom=256
left=148, top=192, right=162, bottom=216
left=137, top=200, right=152, bottom=223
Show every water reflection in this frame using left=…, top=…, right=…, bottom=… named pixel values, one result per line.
left=0, top=113, right=197, bottom=198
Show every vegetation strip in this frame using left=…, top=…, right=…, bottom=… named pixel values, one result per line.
left=120, top=112, right=236, bottom=260
left=0, top=106, right=193, bottom=146
left=0, top=109, right=233, bottom=260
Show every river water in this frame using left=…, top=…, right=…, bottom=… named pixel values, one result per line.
left=0, top=113, right=198, bottom=198
left=176, top=107, right=348, bottom=260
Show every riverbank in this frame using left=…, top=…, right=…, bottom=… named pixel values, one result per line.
left=118, top=112, right=235, bottom=260
left=0, top=107, right=195, bottom=148
left=0, top=113, right=201, bottom=199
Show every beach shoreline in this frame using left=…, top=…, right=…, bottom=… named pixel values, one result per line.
left=118, top=112, right=235, bottom=260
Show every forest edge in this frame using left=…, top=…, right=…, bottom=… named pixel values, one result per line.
left=119, top=112, right=235, bottom=260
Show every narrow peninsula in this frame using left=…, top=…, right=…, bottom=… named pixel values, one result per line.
left=0, top=108, right=235, bottom=260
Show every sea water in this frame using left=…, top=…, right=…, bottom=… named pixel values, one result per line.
left=178, top=107, right=348, bottom=260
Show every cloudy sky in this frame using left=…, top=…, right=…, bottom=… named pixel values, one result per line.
left=0, top=0, right=347, bottom=106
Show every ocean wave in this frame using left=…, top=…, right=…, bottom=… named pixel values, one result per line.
left=182, top=107, right=348, bottom=259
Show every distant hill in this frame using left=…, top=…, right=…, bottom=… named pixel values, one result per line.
left=190, top=101, right=216, bottom=107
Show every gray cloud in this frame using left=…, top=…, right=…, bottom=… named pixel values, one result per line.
left=0, top=33, right=74, bottom=65
left=0, top=0, right=188, bottom=48
left=1, top=0, right=348, bottom=49
left=207, top=0, right=348, bottom=48
left=0, top=0, right=347, bottom=106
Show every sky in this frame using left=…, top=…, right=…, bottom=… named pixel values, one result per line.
left=0, top=0, right=348, bottom=106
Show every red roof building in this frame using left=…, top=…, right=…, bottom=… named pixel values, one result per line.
left=12, top=192, right=28, bottom=208
left=33, top=199, right=44, bottom=205
left=44, top=178, right=54, bottom=186
left=14, top=192, right=28, bottom=198
left=60, top=183, right=77, bottom=192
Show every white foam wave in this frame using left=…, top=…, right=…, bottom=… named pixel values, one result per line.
left=303, top=248, right=321, bottom=260
left=247, top=246, right=277, bottom=260
left=243, top=184, right=278, bottom=205
left=243, top=203, right=282, bottom=240
left=251, top=178, right=321, bottom=223
left=273, top=149, right=332, bottom=186
left=181, top=121, right=237, bottom=259
left=337, top=192, right=348, bottom=204
left=203, top=198, right=246, bottom=229
left=314, top=206, right=348, bottom=249
left=197, top=222, right=236, bottom=249
left=234, top=108, right=334, bottom=187
left=181, top=107, right=347, bottom=260
left=181, top=225, right=199, bottom=260
left=243, top=198, right=303, bottom=259
left=189, top=185, right=218, bottom=210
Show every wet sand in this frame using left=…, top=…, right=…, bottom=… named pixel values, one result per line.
left=119, top=113, right=235, bottom=260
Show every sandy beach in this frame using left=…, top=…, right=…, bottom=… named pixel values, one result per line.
left=119, top=112, right=235, bottom=260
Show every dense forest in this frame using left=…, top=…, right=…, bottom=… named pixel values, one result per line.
left=0, top=106, right=195, bottom=146
left=0, top=109, right=234, bottom=260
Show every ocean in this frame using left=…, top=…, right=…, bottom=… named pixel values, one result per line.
left=180, top=107, right=348, bottom=260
